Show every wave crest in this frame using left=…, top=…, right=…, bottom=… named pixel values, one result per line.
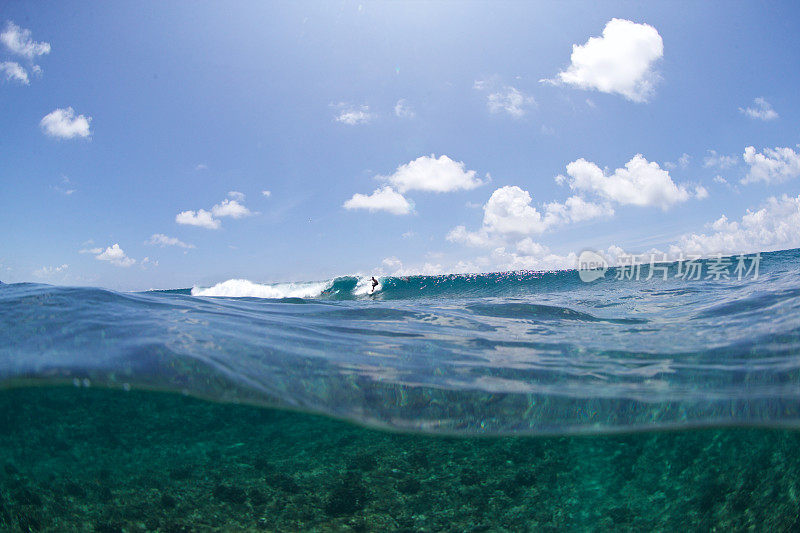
left=191, top=278, right=334, bottom=299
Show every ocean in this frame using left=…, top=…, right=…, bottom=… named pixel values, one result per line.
left=1, top=248, right=799, bottom=530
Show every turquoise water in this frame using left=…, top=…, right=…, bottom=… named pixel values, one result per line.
left=1, top=388, right=800, bottom=531
left=1, top=248, right=800, bottom=529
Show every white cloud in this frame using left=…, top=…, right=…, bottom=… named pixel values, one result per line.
left=678, top=153, right=691, bottom=168
left=474, top=78, right=535, bottom=118
left=333, top=103, right=374, bottom=125
left=211, top=198, right=252, bottom=218
left=383, top=154, right=487, bottom=193
left=0, top=61, right=28, bottom=84
left=546, top=18, right=663, bottom=102
left=381, top=256, right=402, bottom=271
left=543, top=195, right=615, bottom=224
left=95, top=244, right=135, bottom=267
left=79, top=247, right=103, bottom=255
left=343, top=186, right=412, bottom=215
left=486, top=243, right=669, bottom=273
left=394, top=98, right=415, bottom=118
left=515, top=238, right=549, bottom=257
left=146, top=233, right=195, bottom=249
left=703, top=150, right=738, bottom=169
left=195, top=163, right=208, bottom=171
left=740, top=97, right=778, bottom=121
left=40, top=107, right=92, bottom=139
left=377, top=256, right=444, bottom=277
left=694, top=185, right=709, bottom=200
left=176, top=209, right=220, bottom=229
left=558, top=154, right=690, bottom=209
left=488, top=245, right=578, bottom=272
left=674, top=194, right=800, bottom=257
left=742, top=145, right=800, bottom=184
left=446, top=225, right=495, bottom=247
left=486, top=86, right=535, bottom=117
left=713, top=175, right=728, bottom=185
left=447, top=186, right=611, bottom=247
left=1, top=22, right=50, bottom=60
left=33, top=264, right=68, bottom=278
left=261, top=190, right=272, bottom=197
left=176, top=194, right=254, bottom=229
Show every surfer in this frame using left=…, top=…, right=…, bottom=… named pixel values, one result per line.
left=370, top=276, right=379, bottom=293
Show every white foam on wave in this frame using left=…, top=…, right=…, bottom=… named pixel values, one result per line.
left=353, top=276, right=382, bottom=296
left=191, top=278, right=333, bottom=299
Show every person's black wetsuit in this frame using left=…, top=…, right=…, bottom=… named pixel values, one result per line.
left=370, top=277, right=379, bottom=293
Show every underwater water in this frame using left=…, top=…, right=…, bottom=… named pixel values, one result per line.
left=2, top=248, right=800, bottom=529
left=2, top=387, right=800, bottom=531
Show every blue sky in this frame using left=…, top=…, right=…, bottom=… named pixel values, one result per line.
left=2, top=1, right=800, bottom=290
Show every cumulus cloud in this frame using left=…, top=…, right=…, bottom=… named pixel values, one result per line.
left=0, top=61, right=28, bottom=84
left=479, top=186, right=550, bottom=236
left=545, top=18, right=663, bottom=102
left=176, top=209, right=219, bottom=229
left=448, top=155, right=695, bottom=264
left=673, top=194, right=800, bottom=257
left=261, top=190, right=271, bottom=197
left=145, top=234, right=195, bottom=249
left=95, top=244, right=135, bottom=267
left=543, top=195, right=616, bottom=223
left=446, top=225, right=495, bottom=248
left=394, top=99, right=415, bottom=118
left=343, top=186, right=413, bottom=215
left=488, top=245, right=578, bottom=272
left=332, top=103, right=374, bottom=125
left=176, top=194, right=254, bottom=229
left=1, top=21, right=50, bottom=60
left=346, top=155, right=486, bottom=215
left=741, top=145, right=800, bottom=184
left=557, top=154, right=690, bottom=209
left=703, top=150, right=738, bottom=169
left=377, top=256, right=445, bottom=277
left=211, top=198, right=252, bottom=218
left=740, top=97, right=778, bottom=121
left=40, top=107, right=92, bottom=139
left=447, top=186, right=612, bottom=247
left=383, top=154, right=487, bottom=193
